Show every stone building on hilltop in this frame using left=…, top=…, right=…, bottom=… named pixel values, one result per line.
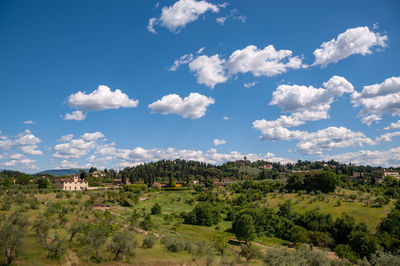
left=54, top=174, right=88, bottom=191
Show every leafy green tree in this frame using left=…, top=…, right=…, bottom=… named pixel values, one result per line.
left=240, top=243, right=261, bottom=262
left=32, top=218, right=52, bottom=246
left=37, top=178, right=49, bottom=189
left=89, top=167, right=97, bottom=173
left=334, top=213, right=356, bottom=244
left=286, top=171, right=338, bottom=193
left=139, top=215, right=154, bottom=231
left=69, top=222, right=86, bottom=242
left=108, top=230, right=137, bottom=260
left=375, top=195, right=390, bottom=206
left=212, top=236, right=229, bottom=255
left=349, top=230, right=378, bottom=259
left=379, top=209, right=400, bottom=236
left=277, top=200, right=295, bottom=219
left=295, top=208, right=333, bottom=233
left=290, top=225, right=310, bottom=244
left=1, top=196, right=12, bottom=210
left=79, top=170, right=87, bottom=180
left=81, top=224, right=108, bottom=260
left=16, top=174, right=30, bottom=185
left=184, top=202, right=221, bottom=226
left=233, top=214, right=256, bottom=243
left=127, top=209, right=141, bottom=229
left=151, top=203, right=161, bottom=215
left=46, top=233, right=66, bottom=258
left=142, top=234, right=157, bottom=249
left=204, top=177, right=214, bottom=189
left=0, top=210, right=29, bottom=264
left=335, top=244, right=359, bottom=263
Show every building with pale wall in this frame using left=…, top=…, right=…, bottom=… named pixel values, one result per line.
left=383, top=170, right=400, bottom=179
left=54, top=174, right=88, bottom=191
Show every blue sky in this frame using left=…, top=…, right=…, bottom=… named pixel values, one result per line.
left=0, top=0, right=399, bottom=172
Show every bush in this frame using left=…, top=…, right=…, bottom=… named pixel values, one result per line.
left=139, top=215, right=154, bottom=231
left=233, top=214, right=256, bottom=243
left=161, top=236, right=185, bottom=252
left=290, top=225, right=310, bottom=244
left=1, top=197, right=12, bottom=210
left=123, top=184, right=147, bottom=193
left=335, top=244, right=359, bottom=263
left=349, top=230, right=378, bottom=259
left=46, top=233, right=67, bottom=258
left=240, top=243, right=262, bottom=262
left=184, top=202, right=221, bottom=226
left=375, top=195, right=390, bottom=206
left=142, top=234, right=157, bottom=249
left=371, top=249, right=400, bottom=265
left=107, top=230, right=137, bottom=260
left=264, top=245, right=331, bottom=266
left=308, top=231, right=335, bottom=249
left=151, top=203, right=161, bottom=215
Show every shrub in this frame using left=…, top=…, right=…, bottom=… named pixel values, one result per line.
left=290, top=225, right=310, bottom=244
left=233, top=214, right=256, bottom=243
left=151, top=203, right=161, bottom=215
left=107, top=230, right=137, bottom=260
left=1, top=197, right=12, bottom=210
left=161, top=236, right=185, bottom=252
left=308, top=231, right=334, bottom=248
left=335, top=244, right=359, bottom=263
left=264, top=245, right=331, bottom=266
left=184, top=202, right=221, bottom=226
left=371, top=249, right=400, bottom=265
left=142, top=234, right=157, bottom=249
left=46, top=233, right=67, bottom=258
left=375, top=195, right=390, bottom=206
left=139, top=215, right=154, bottom=231
left=123, top=184, right=147, bottom=193
left=240, top=244, right=262, bottom=262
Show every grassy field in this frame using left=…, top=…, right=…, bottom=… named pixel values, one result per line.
left=0, top=187, right=395, bottom=265
left=264, top=189, right=393, bottom=231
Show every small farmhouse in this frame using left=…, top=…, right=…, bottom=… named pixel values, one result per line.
left=54, top=174, right=88, bottom=191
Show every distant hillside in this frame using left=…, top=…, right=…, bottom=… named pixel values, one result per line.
left=36, top=169, right=88, bottom=177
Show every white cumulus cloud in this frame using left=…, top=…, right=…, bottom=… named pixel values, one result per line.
left=172, top=44, right=306, bottom=88
left=270, top=76, right=354, bottom=113
left=68, top=85, right=139, bottom=111
left=385, top=120, right=400, bottom=130
left=116, top=146, right=291, bottom=166
left=313, top=26, right=387, bottom=67
left=53, top=132, right=105, bottom=159
left=189, top=55, right=228, bottom=88
left=376, top=131, right=400, bottom=142
left=253, top=123, right=375, bottom=155
left=63, top=110, right=87, bottom=121
left=227, top=44, right=307, bottom=77
left=351, top=76, right=400, bottom=125
left=323, top=147, right=400, bottom=167
left=148, top=0, right=221, bottom=33
left=58, top=134, right=74, bottom=142
left=213, top=139, right=226, bottom=146
left=148, top=92, right=215, bottom=119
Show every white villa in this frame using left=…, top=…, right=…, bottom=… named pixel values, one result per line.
left=383, top=170, right=400, bottom=179
left=54, top=174, right=88, bottom=191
